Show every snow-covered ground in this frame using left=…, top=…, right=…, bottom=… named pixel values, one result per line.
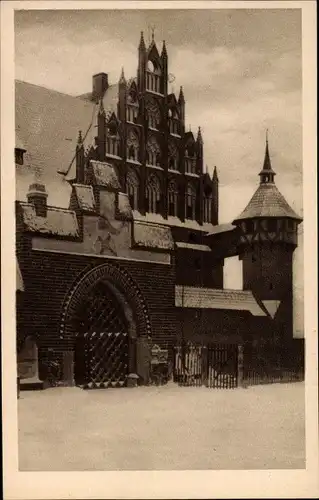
left=18, top=382, right=305, bottom=471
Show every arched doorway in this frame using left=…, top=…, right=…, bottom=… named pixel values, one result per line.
left=61, top=263, right=151, bottom=388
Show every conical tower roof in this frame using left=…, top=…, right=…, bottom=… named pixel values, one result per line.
left=233, top=135, right=302, bottom=223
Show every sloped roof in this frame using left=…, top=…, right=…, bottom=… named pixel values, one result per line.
left=19, top=202, right=79, bottom=237
left=233, top=183, right=302, bottom=222
left=133, top=221, right=174, bottom=251
left=73, top=184, right=96, bottom=212
left=91, top=160, right=121, bottom=189
left=132, top=210, right=216, bottom=233
left=205, top=223, right=236, bottom=236
left=175, top=286, right=266, bottom=316
left=15, top=80, right=119, bottom=207
left=175, top=242, right=211, bottom=252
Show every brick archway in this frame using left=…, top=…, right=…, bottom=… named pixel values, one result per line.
left=60, top=262, right=152, bottom=348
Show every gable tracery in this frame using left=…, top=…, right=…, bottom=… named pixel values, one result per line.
left=168, top=179, right=178, bottom=217
left=146, top=174, right=161, bottom=213
left=146, top=98, right=161, bottom=129
left=146, top=135, right=161, bottom=166
left=127, top=81, right=139, bottom=123
left=168, top=141, right=179, bottom=170
left=127, top=169, right=139, bottom=211
left=127, top=130, right=140, bottom=161
left=185, top=182, right=196, bottom=220
left=106, top=116, right=120, bottom=156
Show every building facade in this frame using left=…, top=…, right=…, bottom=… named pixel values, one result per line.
left=15, top=33, right=303, bottom=388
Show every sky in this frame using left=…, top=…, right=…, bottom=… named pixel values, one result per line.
left=14, top=8, right=304, bottom=336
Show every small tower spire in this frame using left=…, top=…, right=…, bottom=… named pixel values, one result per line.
left=259, top=130, right=276, bottom=184
left=139, top=31, right=146, bottom=51
left=212, top=166, right=219, bottom=182
left=119, top=67, right=126, bottom=85
left=161, top=40, right=168, bottom=59
left=197, top=126, right=203, bottom=145
left=77, top=130, right=83, bottom=145
left=178, top=86, right=185, bottom=103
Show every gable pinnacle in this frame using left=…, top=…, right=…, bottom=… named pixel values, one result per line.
left=77, top=130, right=83, bottom=145
left=197, top=126, right=203, bottom=144
left=98, top=97, right=105, bottom=115
left=119, top=67, right=126, bottom=84
left=178, top=86, right=185, bottom=103
left=161, top=40, right=168, bottom=58
left=139, top=31, right=146, bottom=51
left=212, top=166, right=219, bottom=182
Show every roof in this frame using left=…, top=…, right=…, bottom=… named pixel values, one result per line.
left=233, top=183, right=302, bottom=222
left=205, top=223, right=236, bottom=236
left=91, top=160, right=121, bottom=190
left=133, top=221, right=174, bottom=251
left=175, top=286, right=266, bottom=316
left=19, top=202, right=79, bottom=237
left=132, top=210, right=216, bottom=233
left=72, top=184, right=96, bottom=212
left=15, top=80, right=119, bottom=207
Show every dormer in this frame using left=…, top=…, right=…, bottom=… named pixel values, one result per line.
left=15, top=133, right=26, bottom=165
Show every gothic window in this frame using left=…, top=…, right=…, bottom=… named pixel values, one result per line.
left=267, top=219, right=277, bottom=232
left=146, top=59, right=161, bottom=93
left=146, top=136, right=161, bottom=166
left=127, top=83, right=139, bottom=123
left=169, top=108, right=180, bottom=135
left=146, top=174, right=161, bottom=213
left=168, top=179, right=178, bottom=217
left=127, top=130, right=139, bottom=161
left=186, top=183, right=196, bottom=220
left=168, top=142, right=179, bottom=170
left=127, top=170, right=139, bottom=211
left=185, top=144, right=197, bottom=173
left=203, top=193, right=212, bottom=223
left=106, top=122, right=120, bottom=156
left=146, top=98, right=161, bottom=129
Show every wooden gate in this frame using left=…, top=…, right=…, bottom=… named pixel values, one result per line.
left=73, top=280, right=130, bottom=389
left=174, top=343, right=238, bottom=389
left=75, top=331, right=129, bottom=389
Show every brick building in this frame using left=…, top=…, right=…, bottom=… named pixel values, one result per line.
left=15, top=33, right=303, bottom=387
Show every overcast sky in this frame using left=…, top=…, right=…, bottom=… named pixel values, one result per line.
left=14, top=8, right=304, bottom=335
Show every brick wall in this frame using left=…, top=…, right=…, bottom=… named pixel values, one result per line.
left=16, top=241, right=177, bottom=368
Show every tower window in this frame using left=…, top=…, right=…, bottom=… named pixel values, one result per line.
left=15, top=148, right=25, bottom=165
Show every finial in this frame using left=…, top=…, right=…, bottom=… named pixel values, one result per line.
left=139, top=31, right=146, bottom=50
left=119, top=66, right=126, bottom=84
left=197, top=126, right=203, bottom=144
left=205, top=165, right=208, bottom=174
left=151, top=25, right=155, bottom=41
left=212, top=166, right=219, bottom=182
left=178, top=85, right=185, bottom=103
left=266, top=128, right=269, bottom=144
left=259, top=130, right=276, bottom=183
left=161, top=39, right=167, bottom=58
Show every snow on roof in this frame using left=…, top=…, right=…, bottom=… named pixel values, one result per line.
left=20, top=202, right=79, bottom=237
left=205, top=223, right=237, bottom=236
left=133, top=221, right=174, bottom=251
left=73, top=184, right=96, bottom=212
left=132, top=211, right=216, bottom=233
left=91, top=160, right=121, bottom=190
left=175, top=286, right=266, bottom=316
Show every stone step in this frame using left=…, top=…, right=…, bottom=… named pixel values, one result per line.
left=20, top=377, right=44, bottom=391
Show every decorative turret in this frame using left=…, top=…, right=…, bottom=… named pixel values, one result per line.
left=97, top=97, right=106, bottom=161
left=75, top=130, right=85, bottom=183
left=212, top=166, right=219, bottom=225
left=232, top=134, right=303, bottom=338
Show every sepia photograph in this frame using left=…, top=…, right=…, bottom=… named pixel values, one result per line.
left=1, top=1, right=318, bottom=499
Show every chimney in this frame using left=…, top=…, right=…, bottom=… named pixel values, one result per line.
left=27, top=182, right=48, bottom=217
left=92, top=73, right=109, bottom=102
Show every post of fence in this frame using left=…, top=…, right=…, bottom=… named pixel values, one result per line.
left=201, top=345, right=208, bottom=387
left=237, top=344, right=245, bottom=388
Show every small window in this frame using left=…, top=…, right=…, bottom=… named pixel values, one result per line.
left=15, top=148, right=24, bottom=165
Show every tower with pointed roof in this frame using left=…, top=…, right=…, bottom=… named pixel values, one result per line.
left=233, top=135, right=302, bottom=339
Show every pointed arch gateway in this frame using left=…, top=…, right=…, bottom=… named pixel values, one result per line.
left=60, top=263, right=151, bottom=388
